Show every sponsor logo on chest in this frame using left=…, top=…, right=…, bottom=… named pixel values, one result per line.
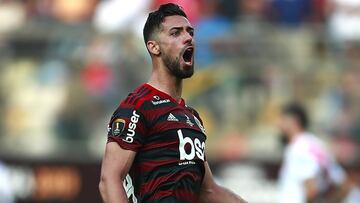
left=177, top=129, right=205, bottom=162
left=151, top=95, right=170, bottom=105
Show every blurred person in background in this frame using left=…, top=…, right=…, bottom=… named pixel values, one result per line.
left=269, top=0, right=312, bottom=27
left=0, top=161, right=14, bottom=203
left=194, top=0, right=232, bottom=66
left=327, top=0, right=360, bottom=47
left=278, top=103, right=348, bottom=203
left=99, top=3, right=246, bottom=203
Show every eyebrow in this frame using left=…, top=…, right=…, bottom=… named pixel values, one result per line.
left=169, top=26, right=194, bottom=32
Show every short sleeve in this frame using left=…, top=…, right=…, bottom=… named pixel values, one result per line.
left=107, top=104, right=147, bottom=151
left=292, top=150, right=320, bottom=181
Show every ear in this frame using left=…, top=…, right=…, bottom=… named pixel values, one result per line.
left=146, top=40, right=161, bottom=56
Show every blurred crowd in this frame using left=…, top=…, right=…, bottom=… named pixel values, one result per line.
left=0, top=0, right=360, bottom=202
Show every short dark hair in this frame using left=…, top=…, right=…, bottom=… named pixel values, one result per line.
left=143, top=3, right=187, bottom=44
left=282, top=103, right=309, bottom=129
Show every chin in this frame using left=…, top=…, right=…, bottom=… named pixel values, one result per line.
left=180, top=66, right=194, bottom=78
left=183, top=73, right=194, bottom=79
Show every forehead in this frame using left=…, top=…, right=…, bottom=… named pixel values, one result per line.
left=161, top=15, right=192, bottom=31
left=281, top=113, right=295, bottom=121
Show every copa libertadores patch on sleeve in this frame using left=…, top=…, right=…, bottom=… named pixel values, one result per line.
left=111, top=118, right=126, bottom=137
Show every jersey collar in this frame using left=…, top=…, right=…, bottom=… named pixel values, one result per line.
left=144, top=83, right=186, bottom=107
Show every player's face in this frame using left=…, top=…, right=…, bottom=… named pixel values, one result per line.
left=278, top=114, right=295, bottom=137
left=158, top=15, right=195, bottom=79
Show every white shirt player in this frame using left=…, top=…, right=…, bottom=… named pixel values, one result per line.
left=329, top=0, right=360, bottom=43
left=279, top=132, right=346, bottom=203
left=0, top=162, right=14, bottom=203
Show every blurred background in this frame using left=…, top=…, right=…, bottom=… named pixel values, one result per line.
left=0, top=0, right=359, bottom=202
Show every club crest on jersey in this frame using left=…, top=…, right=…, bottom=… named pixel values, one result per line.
left=185, top=115, right=194, bottom=127
left=194, top=116, right=206, bottom=134
left=111, top=118, right=126, bottom=136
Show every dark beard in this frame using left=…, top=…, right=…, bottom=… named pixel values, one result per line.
left=279, top=132, right=290, bottom=149
left=162, top=53, right=194, bottom=79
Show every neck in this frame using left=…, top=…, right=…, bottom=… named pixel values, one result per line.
left=288, top=129, right=303, bottom=143
left=148, top=59, right=183, bottom=102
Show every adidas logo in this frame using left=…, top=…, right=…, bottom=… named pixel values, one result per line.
left=167, top=113, right=179, bottom=122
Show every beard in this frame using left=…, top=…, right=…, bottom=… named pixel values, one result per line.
left=279, top=132, right=290, bottom=149
left=162, top=52, right=194, bottom=79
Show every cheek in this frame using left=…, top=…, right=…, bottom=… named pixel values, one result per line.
left=161, top=40, right=181, bottom=55
left=276, top=120, right=283, bottom=130
left=160, top=44, right=172, bottom=55
left=278, top=118, right=289, bottom=131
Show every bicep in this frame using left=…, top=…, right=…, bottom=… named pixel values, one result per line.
left=200, top=161, right=218, bottom=202
left=101, top=142, right=136, bottom=180
left=202, top=161, right=216, bottom=191
left=290, top=151, right=320, bottom=181
left=108, top=107, right=147, bottom=151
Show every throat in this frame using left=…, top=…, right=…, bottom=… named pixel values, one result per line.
left=148, top=75, right=183, bottom=102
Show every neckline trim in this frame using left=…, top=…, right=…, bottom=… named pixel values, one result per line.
left=144, top=83, right=185, bottom=106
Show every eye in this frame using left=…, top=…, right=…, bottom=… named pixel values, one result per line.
left=170, top=31, right=180, bottom=37
left=189, top=30, right=194, bottom=37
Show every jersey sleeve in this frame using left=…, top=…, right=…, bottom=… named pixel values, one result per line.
left=107, top=104, right=147, bottom=151
left=292, top=149, right=320, bottom=181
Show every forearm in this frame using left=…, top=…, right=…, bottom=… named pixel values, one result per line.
left=305, top=179, right=318, bottom=203
left=99, top=177, right=128, bottom=203
left=200, top=184, right=247, bottom=203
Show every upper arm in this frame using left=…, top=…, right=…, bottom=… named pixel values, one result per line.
left=290, top=149, right=320, bottom=181
left=291, top=149, right=320, bottom=199
left=100, top=142, right=136, bottom=181
left=201, top=161, right=217, bottom=193
left=107, top=106, right=147, bottom=151
left=101, top=103, right=147, bottom=179
left=200, top=161, right=217, bottom=203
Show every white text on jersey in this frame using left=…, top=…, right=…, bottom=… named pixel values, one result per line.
left=123, top=110, right=140, bottom=143
left=177, top=129, right=205, bottom=161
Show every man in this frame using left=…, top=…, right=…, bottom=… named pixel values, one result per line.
left=0, top=161, right=14, bottom=203
left=99, top=3, right=247, bottom=203
left=278, top=103, right=347, bottom=203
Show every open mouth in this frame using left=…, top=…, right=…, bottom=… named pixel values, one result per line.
left=182, top=47, right=194, bottom=65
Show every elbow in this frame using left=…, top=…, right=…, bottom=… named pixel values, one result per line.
left=99, top=174, right=110, bottom=198
left=99, top=177, right=104, bottom=189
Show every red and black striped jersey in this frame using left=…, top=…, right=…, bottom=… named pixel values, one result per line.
left=107, top=83, right=207, bottom=203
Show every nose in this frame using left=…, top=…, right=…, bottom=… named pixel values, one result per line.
left=184, top=32, right=193, bottom=45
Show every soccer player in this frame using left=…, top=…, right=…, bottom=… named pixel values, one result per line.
left=278, top=103, right=347, bottom=203
left=99, top=3, right=247, bottom=203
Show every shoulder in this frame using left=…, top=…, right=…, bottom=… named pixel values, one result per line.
left=186, top=106, right=202, bottom=120
left=290, top=133, right=328, bottom=163
left=110, top=85, right=155, bottom=124
left=295, top=133, right=326, bottom=152
left=116, top=85, right=154, bottom=112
